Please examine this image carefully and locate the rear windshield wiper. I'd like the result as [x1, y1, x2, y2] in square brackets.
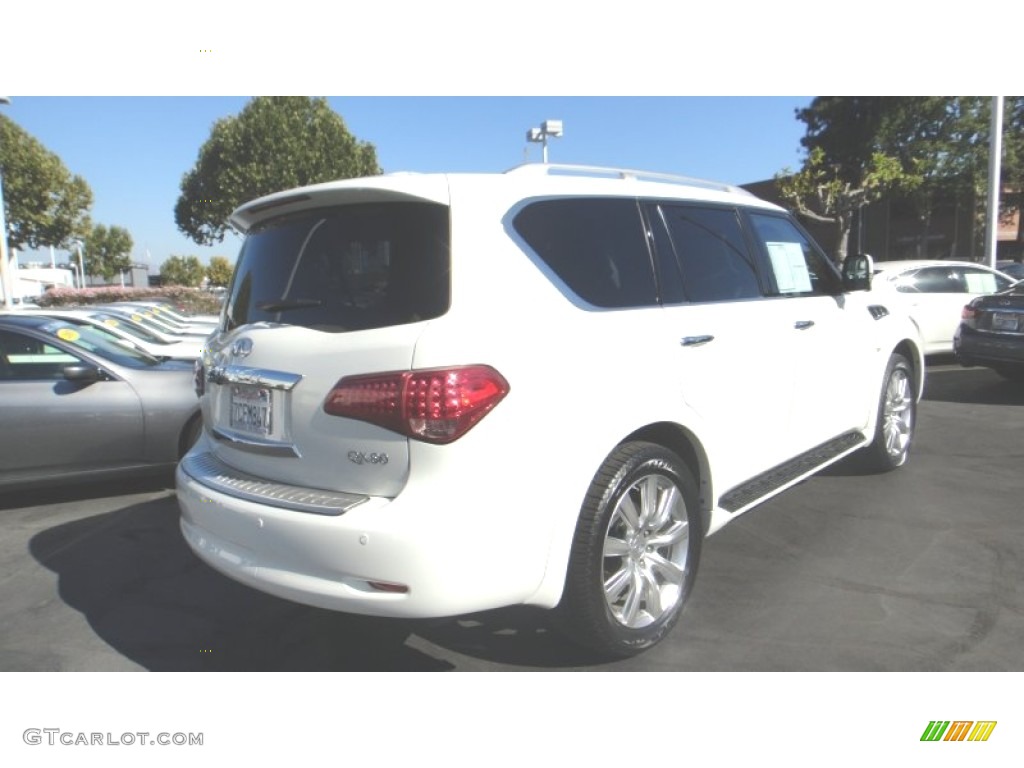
[256, 298, 323, 312]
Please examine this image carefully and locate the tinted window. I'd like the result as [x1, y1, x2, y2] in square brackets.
[513, 198, 656, 308]
[0, 330, 80, 380]
[226, 202, 450, 332]
[748, 213, 839, 297]
[653, 205, 761, 303]
[896, 267, 965, 294]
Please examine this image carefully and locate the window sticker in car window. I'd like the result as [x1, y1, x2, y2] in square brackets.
[766, 241, 812, 293]
[56, 328, 80, 342]
[964, 272, 997, 293]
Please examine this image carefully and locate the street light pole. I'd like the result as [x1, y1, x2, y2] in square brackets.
[985, 96, 1004, 269]
[75, 240, 86, 289]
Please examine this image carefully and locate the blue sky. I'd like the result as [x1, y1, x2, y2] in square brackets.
[5, 96, 813, 272]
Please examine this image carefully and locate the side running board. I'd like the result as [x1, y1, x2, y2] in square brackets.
[719, 431, 866, 513]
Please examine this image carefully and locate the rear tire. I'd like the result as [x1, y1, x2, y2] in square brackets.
[860, 353, 916, 472]
[555, 442, 702, 658]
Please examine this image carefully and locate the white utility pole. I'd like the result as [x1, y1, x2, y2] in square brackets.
[985, 96, 1004, 269]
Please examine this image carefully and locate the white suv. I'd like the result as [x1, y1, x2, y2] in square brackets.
[177, 164, 924, 657]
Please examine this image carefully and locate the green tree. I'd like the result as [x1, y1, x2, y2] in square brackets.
[776, 97, 923, 264]
[0, 115, 93, 250]
[205, 255, 234, 287]
[83, 224, 133, 281]
[160, 255, 206, 287]
[175, 97, 380, 245]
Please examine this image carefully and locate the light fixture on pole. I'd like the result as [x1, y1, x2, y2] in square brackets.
[525, 119, 563, 163]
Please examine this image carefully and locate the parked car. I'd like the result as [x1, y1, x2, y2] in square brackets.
[96, 305, 213, 340]
[16, 308, 206, 360]
[954, 280, 1024, 382]
[177, 163, 924, 657]
[0, 314, 201, 491]
[113, 301, 221, 330]
[871, 260, 1016, 355]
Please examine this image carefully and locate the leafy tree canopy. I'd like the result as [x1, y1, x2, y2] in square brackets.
[0, 115, 93, 251]
[777, 97, 923, 264]
[205, 255, 233, 286]
[160, 255, 206, 287]
[175, 97, 381, 245]
[83, 224, 133, 281]
[778, 96, 1024, 263]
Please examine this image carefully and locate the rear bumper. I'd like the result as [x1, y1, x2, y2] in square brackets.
[954, 327, 1024, 368]
[175, 456, 549, 618]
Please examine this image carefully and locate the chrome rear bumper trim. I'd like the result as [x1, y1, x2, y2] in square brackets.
[182, 452, 368, 516]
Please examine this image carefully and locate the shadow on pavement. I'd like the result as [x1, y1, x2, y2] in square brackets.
[923, 365, 1024, 406]
[0, 473, 176, 511]
[27, 495, 600, 671]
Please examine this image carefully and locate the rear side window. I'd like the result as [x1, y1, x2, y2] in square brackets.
[513, 198, 657, 308]
[226, 202, 450, 332]
[652, 204, 762, 303]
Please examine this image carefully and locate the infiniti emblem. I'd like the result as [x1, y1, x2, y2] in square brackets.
[231, 337, 254, 358]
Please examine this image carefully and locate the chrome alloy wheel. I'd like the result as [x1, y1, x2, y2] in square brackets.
[882, 366, 914, 461]
[602, 474, 690, 629]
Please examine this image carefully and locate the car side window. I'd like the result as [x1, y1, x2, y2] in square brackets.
[899, 267, 966, 294]
[0, 331, 80, 380]
[651, 204, 762, 303]
[962, 267, 1010, 293]
[513, 198, 657, 308]
[747, 212, 840, 297]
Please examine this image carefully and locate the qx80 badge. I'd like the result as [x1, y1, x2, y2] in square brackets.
[348, 451, 389, 466]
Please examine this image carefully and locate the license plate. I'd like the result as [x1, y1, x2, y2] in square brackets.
[230, 386, 272, 436]
[992, 313, 1020, 331]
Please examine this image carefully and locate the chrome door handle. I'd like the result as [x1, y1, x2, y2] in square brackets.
[680, 335, 715, 347]
[794, 320, 815, 330]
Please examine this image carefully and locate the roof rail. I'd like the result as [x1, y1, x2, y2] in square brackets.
[504, 163, 753, 196]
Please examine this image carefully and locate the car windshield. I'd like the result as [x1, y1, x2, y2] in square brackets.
[38, 319, 162, 368]
[88, 311, 169, 345]
[225, 202, 450, 333]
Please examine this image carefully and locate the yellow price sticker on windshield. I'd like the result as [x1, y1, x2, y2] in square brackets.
[104, 318, 120, 327]
[132, 314, 143, 322]
[56, 328, 80, 342]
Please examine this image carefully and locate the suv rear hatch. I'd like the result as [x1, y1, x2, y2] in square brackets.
[199, 188, 451, 499]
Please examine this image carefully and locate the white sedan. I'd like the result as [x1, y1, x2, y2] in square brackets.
[872, 260, 1017, 355]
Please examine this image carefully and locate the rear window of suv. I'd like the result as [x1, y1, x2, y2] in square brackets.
[225, 202, 451, 333]
[513, 198, 657, 308]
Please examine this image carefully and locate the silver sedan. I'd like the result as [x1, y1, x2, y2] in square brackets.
[0, 313, 201, 491]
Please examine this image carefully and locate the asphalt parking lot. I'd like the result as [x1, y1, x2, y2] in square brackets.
[1, 361, 1022, 672]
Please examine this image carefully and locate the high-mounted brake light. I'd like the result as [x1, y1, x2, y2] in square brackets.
[323, 365, 510, 444]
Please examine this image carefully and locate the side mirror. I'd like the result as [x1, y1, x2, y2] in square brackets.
[842, 253, 874, 292]
[63, 364, 101, 383]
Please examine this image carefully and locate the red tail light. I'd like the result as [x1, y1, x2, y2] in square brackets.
[323, 365, 510, 444]
[961, 305, 978, 329]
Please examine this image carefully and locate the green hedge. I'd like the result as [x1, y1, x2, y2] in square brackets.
[36, 285, 223, 315]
